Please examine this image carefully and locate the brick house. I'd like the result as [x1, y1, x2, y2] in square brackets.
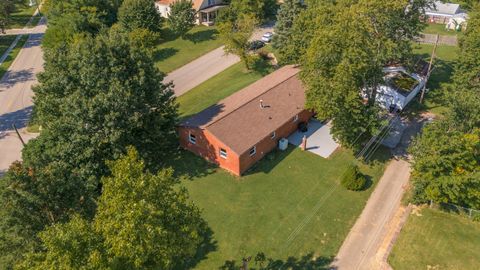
[155, 0, 227, 26]
[178, 65, 313, 176]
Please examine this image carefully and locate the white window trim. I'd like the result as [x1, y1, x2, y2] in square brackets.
[189, 132, 196, 144]
[293, 115, 299, 122]
[219, 148, 227, 159]
[271, 131, 276, 139]
[249, 146, 257, 156]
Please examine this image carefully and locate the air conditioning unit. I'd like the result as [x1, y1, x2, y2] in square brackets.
[278, 138, 288, 151]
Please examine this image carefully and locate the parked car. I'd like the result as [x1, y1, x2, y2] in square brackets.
[261, 32, 274, 43]
[249, 40, 265, 51]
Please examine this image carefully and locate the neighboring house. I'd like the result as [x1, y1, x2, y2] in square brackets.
[425, 1, 461, 24]
[178, 66, 313, 176]
[155, 0, 227, 26]
[367, 67, 426, 112]
[446, 13, 469, 31]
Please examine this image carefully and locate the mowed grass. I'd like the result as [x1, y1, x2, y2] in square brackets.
[389, 208, 480, 269]
[174, 60, 391, 268]
[7, 4, 39, 29]
[0, 35, 28, 79]
[423, 23, 459, 36]
[0, 35, 18, 56]
[177, 62, 272, 119]
[154, 26, 223, 73]
[410, 43, 460, 116]
[171, 146, 389, 269]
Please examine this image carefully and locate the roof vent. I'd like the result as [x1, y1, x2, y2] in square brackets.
[260, 99, 265, 109]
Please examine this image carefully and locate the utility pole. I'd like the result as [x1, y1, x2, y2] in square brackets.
[12, 124, 26, 146]
[420, 34, 439, 103]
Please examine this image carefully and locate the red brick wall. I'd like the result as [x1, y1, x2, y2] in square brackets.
[238, 110, 313, 175]
[178, 127, 241, 175]
[178, 110, 313, 176]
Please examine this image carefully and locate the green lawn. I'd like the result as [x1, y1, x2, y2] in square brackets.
[170, 146, 390, 269]
[389, 208, 480, 269]
[7, 4, 39, 29]
[423, 23, 459, 36]
[0, 35, 18, 56]
[173, 58, 391, 268]
[409, 43, 460, 116]
[177, 62, 273, 119]
[0, 35, 28, 79]
[154, 26, 223, 73]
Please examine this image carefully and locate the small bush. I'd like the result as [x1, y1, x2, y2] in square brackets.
[341, 164, 367, 191]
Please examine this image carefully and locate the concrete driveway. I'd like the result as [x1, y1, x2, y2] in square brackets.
[164, 23, 275, 96]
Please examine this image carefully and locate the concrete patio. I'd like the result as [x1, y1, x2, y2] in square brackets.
[288, 119, 339, 158]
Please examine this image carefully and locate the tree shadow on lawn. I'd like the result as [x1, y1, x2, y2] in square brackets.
[168, 148, 217, 180]
[184, 29, 219, 44]
[243, 146, 295, 177]
[412, 55, 457, 112]
[219, 253, 335, 270]
[174, 226, 218, 270]
[153, 47, 179, 63]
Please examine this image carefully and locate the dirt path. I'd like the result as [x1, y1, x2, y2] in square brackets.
[332, 159, 411, 270]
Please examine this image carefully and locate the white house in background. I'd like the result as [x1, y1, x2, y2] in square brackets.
[364, 67, 426, 111]
[446, 12, 469, 31]
[425, 1, 461, 24]
[155, 0, 227, 26]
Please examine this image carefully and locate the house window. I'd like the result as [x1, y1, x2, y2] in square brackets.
[189, 133, 196, 144]
[271, 132, 276, 139]
[219, 148, 227, 159]
[249, 146, 256, 156]
[293, 115, 299, 122]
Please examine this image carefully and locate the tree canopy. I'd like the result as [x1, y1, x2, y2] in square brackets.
[297, 0, 431, 148]
[0, 29, 178, 268]
[409, 4, 480, 208]
[117, 0, 162, 33]
[17, 148, 207, 270]
[167, 0, 196, 38]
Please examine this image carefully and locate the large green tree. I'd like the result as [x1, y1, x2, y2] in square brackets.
[0, 30, 177, 268]
[0, 0, 27, 33]
[218, 13, 258, 69]
[167, 0, 196, 38]
[271, 0, 305, 64]
[409, 4, 480, 208]
[17, 148, 207, 270]
[300, 0, 431, 148]
[117, 0, 162, 33]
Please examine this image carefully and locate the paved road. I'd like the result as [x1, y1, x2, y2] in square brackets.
[0, 19, 46, 175]
[164, 24, 274, 96]
[333, 159, 411, 270]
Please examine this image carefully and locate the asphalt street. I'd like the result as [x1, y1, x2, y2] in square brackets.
[0, 18, 46, 175]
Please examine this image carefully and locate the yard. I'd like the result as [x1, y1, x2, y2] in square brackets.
[173, 61, 391, 269]
[389, 208, 480, 269]
[154, 26, 223, 73]
[409, 43, 460, 116]
[177, 62, 272, 119]
[6, 3, 40, 29]
[423, 23, 459, 36]
[0, 35, 28, 79]
[170, 146, 390, 269]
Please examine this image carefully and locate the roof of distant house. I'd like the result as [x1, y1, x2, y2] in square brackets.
[156, 0, 205, 10]
[426, 1, 460, 16]
[180, 65, 306, 155]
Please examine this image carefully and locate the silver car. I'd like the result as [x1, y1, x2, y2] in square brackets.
[261, 32, 274, 43]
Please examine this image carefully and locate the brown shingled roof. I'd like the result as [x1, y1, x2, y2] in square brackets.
[180, 65, 306, 155]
